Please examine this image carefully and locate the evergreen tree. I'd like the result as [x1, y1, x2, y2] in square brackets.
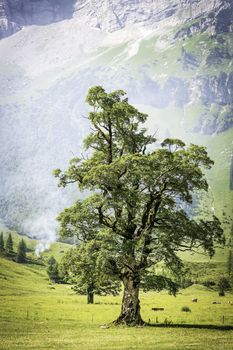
[0, 232, 4, 253]
[16, 239, 27, 263]
[54, 86, 224, 325]
[5, 233, 13, 255]
[47, 256, 60, 283]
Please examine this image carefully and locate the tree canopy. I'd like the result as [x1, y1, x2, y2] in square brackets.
[54, 86, 224, 325]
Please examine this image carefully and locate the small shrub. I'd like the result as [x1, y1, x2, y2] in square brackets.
[202, 280, 216, 288]
[181, 306, 191, 312]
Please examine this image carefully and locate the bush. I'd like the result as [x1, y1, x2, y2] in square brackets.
[202, 280, 216, 288]
[181, 306, 191, 312]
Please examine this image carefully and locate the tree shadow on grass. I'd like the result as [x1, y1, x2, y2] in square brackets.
[147, 323, 233, 331]
[95, 302, 120, 305]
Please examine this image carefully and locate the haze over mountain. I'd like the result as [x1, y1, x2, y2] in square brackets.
[0, 0, 232, 244]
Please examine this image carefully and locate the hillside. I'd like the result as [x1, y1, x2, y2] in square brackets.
[0, 225, 71, 261]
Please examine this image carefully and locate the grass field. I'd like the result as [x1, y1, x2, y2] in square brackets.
[0, 236, 233, 350]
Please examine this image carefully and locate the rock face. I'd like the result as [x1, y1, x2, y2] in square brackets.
[194, 73, 233, 134]
[0, 0, 19, 37]
[175, 1, 233, 38]
[201, 72, 233, 107]
[1, 0, 233, 38]
[74, 0, 233, 32]
[0, 0, 75, 38]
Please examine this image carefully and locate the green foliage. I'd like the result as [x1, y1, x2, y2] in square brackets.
[227, 250, 233, 277]
[16, 239, 27, 263]
[60, 240, 121, 301]
[202, 280, 216, 288]
[47, 256, 60, 283]
[217, 276, 231, 296]
[140, 271, 179, 295]
[54, 86, 224, 323]
[5, 233, 13, 255]
[0, 232, 4, 253]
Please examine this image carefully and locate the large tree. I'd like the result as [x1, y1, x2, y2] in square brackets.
[54, 86, 224, 325]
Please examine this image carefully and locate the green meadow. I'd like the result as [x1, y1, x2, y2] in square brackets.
[0, 231, 233, 350]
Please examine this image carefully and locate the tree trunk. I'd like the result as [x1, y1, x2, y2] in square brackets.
[114, 273, 144, 326]
[87, 285, 94, 304]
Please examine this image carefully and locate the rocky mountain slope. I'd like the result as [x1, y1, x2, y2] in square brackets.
[1, 0, 233, 38]
[0, 0, 232, 242]
[0, 0, 74, 38]
[74, 0, 233, 32]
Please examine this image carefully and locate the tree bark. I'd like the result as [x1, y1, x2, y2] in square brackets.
[114, 273, 144, 326]
[87, 285, 94, 304]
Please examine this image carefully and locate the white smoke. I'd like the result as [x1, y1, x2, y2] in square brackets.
[35, 240, 52, 257]
[22, 213, 58, 256]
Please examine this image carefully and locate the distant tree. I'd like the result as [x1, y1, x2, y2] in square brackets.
[60, 240, 121, 304]
[0, 232, 4, 253]
[227, 250, 233, 277]
[16, 239, 27, 263]
[217, 276, 231, 296]
[5, 233, 13, 255]
[47, 256, 60, 283]
[54, 86, 224, 325]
